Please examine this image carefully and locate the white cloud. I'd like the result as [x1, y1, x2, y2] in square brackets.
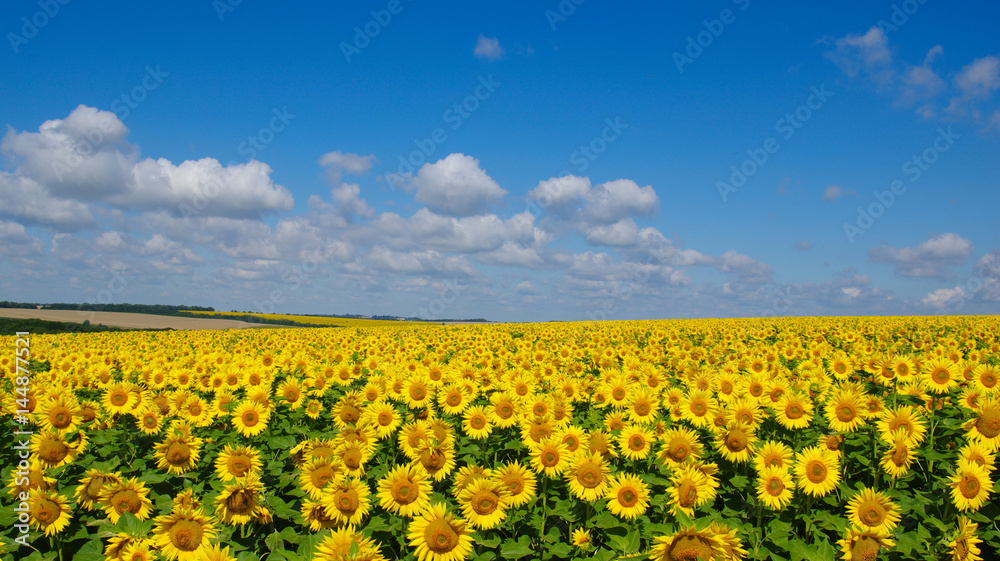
[869, 233, 973, 277]
[0, 173, 97, 231]
[474, 35, 504, 61]
[946, 55, 1000, 117]
[822, 184, 858, 201]
[412, 154, 507, 217]
[0, 220, 44, 258]
[824, 27, 892, 81]
[318, 151, 375, 184]
[584, 219, 639, 247]
[922, 286, 965, 309]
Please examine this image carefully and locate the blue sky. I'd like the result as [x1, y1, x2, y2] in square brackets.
[1, 0, 998, 322]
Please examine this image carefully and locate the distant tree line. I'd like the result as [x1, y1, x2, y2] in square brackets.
[2, 302, 215, 315]
[172, 312, 321, 327]
[0, 317, 172, 336]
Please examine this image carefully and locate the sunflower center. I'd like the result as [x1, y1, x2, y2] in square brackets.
[420, 449, 446, 471]
[541, 450, 559, 467]
[960, 475, 981, 499]
[111, 392, 128, 406]
[669, 535, 714, 561]
[504, 476, 524, 496]
[786, 404, 803, 419]
[975, 409, 1000, 439]
[725, 429, 748, 453]
[143, 415, 158, 428]
[932, 367, 951, 384]
[677, 481, 698, 508]
[242, 411, 259, 426]
[576, 461, 602, 488]
[166, 442, 191, 466]
[391, 479, 417, 504]
[34, 498, 58, 523]
[168, 519, 204, 552]
[470, 416, 486, 430]
[836, 404, 857, 422]
[667, 438, 691, 462]
[311, 466, 336, 489]
[807, 460, 827, 484]
[39, 439, 69, 464]
[226, 490, 254, 515]
[378, 413, 393, 426]
[891, 446, 908, 467]
[112, 489, 142, 513]
[409, 386, 427, 401]
[629, 435, 645, 450]
[51, 409, 71, 428]
[635, 402, 651, 416]
[335, 489, 359, 513]
[497, 404, 514, 419]
[691, 401, 707, 416]
[230, 456, 250, 477]
[850, 536, 881, 561]
[618, 488, 639, 507]
[859, 501, 886, 526]
[766, 477, 784, 496]
[339, 405, 361, 424]
[472, 491, 499, 515]
[425, 519, 460, 554]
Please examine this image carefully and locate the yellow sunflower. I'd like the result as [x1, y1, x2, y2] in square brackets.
[362, 401, 402, 440]
[756, 466, 794, 510]
[668, 463, 718, 517]
[154, 433, 203, 475]
[948, 516, 983, 561]
[680, 390, 716, 428]
[965, 397, 1000, 451]
[605, 473, 650, 520]
[794, 446, 840, 497]
[923, 358, 961, 394]
[491, 461, 537, 507]
[618, 425, 655, 460]
[836, 526, 895, 561]
[214, 445, 263, 482]
[825, 390, 866, 433]
[877, 406, 928, 447]
[74, 469, 122, 511]
[529, 436, 570, 478]
[457, 478, 510, 530]
[714, 421, 757, 464]
[31, 429, 85, 469]
[300, 458, 344, 500]
[314, 527, 387, 561]
[564, 452, 611, 502]
[775, 392, 813, 430]
[407, 503, 474, 561]
[949, 459, 993, 512]
[571, 528, 593, 551]
[152, 507, 217, 561]
[879, 428, 915, 479]
[648, 526, 724, 561]
[100, 477, 154, 524]
[216, 475, 271, 525]
[657, 426, 704, 466]
[321, 477, 371, 526]
[376, 464, 432, 518]
[846, 487, 901, 533]
[462, 405, 493, 440]
[301, 499, 338, 532]
[752, 440, 794, 473]
[28, 488, 72, 536]
[231, 400, 271, 438]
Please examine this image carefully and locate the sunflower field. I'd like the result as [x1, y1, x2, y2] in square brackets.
[1, 316, 998, 561]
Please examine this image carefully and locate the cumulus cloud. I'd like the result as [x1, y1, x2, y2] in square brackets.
[528, 175, 659, 244]
[473, 35, 504, 61]
[795, 240, 813, 251]
[0, 220, 44, 258]
[869, 233, 973, 277]
[413, 154, 507, 217]
[822, 184, 858, 201]
[319, 151, 375, 184]
[946, 55, 1000, 117]
[824, 27, 892, 82]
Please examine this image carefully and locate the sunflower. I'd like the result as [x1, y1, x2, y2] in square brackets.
[877, 406, 928, 447]
[321, 478, 371, 526]
[414, 444, 456, 482]
[657, 426, 704, 466]
[667, 463, 717, 517]
[231, 400, 271, 438]
[587, 429, 619, 460]
[923, 358, 961, 394]
[28, 488, 72, 536]
[825, 390, 866, 433]
[363, 401, 402, 440]
[400, 421, 434, 460]
[172, 489, 201, 513]
[438, 383, 472, 416]
[775, 392, 813, 430]
[460, 405, 493, 440]
[626, 386, 661, 423]
[305, 399, 324, 419]
[453, 465, 492, 496]
[276, 378, 304, 410]
[135, 407, 164, 436]
[301, 499, 339, 532]
[965, 397, 1000, 451]
[557, 425, 587, 455]
[121, 542, 159, 561]
[571, 528, 593, 551]
[948, 516, 983, 561]
[489, 392, 519, 428]
[728, 396, 763, 428]
[457, 478, 510, 529]
[529, 436, 570, 477]
[331, 393, 365, 428]
[846, 487, 901, 533]
[154, 433, 203, 475]
[216, 475, 271, 526]
[972, 364, 999, 395]
[756, 466, 794, 510]
[180, 396, 212, 427]
[491, 461, 537, 507]
[193, 543, 238, 561]
[648, 526, 724, 561]
[300, 458, 345, 500]
[715, 421, 757, 464]
[376, 464, 432, 518]
[680, 390, 716, 428]
[605, 473, 650, 520]
[36, 394, 80, 434]
[407, 503, 474, 561]
[74, 469, 122, 511]
[152, 507, 217, 561]
[836, 526, 895, 561]
[403, 375, 434, 410]
[565, 452, 611, 502]
[314, 527, 388, 561]
[959, 441, 996, 474]
[880, 428, 915, 479]
[752, 440, 794, 473]
[214, 445, 263, 482]
[794, 446, 841, 497]
[619, 425, 655, 460]
[31, 429, 84, 469]
[949, 459, 993, 512]
[103, 382, 137, 415]
[100, 477, 154, 524]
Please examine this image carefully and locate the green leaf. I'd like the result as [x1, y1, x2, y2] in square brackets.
[266, 530, 285, 552]
[785, 539, 819, 561]
[478, 535, 502, 549]
[71, 539, 106, 561]
[895, 530, 922, 557]
[499, 536, 534, 559]
[730, 475, 749, 490]
[269, 435, 297, 449]
[548, 543, 573, 558]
